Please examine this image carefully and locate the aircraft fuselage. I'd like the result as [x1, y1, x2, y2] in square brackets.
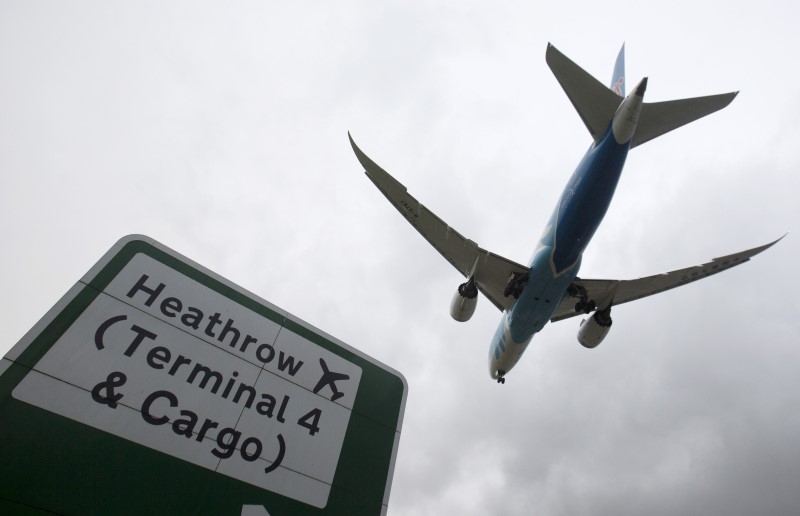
[489, 127, 631, 379]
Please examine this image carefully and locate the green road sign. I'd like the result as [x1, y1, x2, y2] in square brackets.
[0, 235, 407, 515]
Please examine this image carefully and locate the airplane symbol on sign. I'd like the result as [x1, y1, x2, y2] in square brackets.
[313, 358, 350, 401]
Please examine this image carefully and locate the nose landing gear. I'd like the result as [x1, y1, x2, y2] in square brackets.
[496, 370, 506, 384]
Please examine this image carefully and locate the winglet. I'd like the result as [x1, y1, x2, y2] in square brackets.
[348, 131, 376, 173]
[755, 233, 788, 253]
[349, 132, 407, 194]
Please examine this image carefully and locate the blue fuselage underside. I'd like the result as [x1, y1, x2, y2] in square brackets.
[490, 126, 630, 375]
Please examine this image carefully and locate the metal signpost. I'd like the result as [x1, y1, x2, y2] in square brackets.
[0, 235, 407, 515]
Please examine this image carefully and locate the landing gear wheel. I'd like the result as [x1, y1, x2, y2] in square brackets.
[503, 272, 529, 299]
[570, 282, 598, 314]
[575, 300, 597, 314]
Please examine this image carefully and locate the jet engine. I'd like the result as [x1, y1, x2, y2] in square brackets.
[577, 307, 612, 349]
[450, 279, 478, 322]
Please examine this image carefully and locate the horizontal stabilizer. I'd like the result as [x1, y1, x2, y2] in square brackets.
[546, 43, 623, 144]
[631, 92, 738, 148]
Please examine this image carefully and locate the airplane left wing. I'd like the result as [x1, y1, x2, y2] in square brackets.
[550, 237, 783, 322]
[349, 133, 529, 311]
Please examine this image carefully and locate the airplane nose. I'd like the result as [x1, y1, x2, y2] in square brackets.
[489, 365, 507, 384]
[489, 359, 503, 381]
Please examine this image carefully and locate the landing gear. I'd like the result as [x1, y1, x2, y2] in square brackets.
[575, 299, 596, 314]
[497, 370, 506, 384]
[504, 272, 529, 299]
[568, 282, 596, 314]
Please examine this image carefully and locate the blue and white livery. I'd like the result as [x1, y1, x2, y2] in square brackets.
[350, 44, 780, 384]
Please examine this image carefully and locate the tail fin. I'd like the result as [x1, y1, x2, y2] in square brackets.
[546, 43, 738, 148]
[610, 43, 625, 96]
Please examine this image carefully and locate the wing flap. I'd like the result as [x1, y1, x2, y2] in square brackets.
[550, 237, 783, 322]
[350, 133, 529, 311]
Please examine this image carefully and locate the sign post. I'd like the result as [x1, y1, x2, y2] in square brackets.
[0, 235, 406, 515]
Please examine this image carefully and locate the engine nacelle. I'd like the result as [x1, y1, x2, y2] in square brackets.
[450, 281, 478, 322]
[577, 308, 612, 349]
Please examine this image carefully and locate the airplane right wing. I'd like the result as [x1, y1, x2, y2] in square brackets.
[550, 237, 784, 322]
[349, 133, 529, 312]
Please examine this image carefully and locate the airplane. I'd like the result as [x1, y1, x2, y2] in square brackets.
[349, 43, 781, 384]
[313, 358, 350, 401]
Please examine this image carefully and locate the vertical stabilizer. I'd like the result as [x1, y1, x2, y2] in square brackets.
[610, 43, 625, 96]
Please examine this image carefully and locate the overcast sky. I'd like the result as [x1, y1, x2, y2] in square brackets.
[2, 1, 799, 515]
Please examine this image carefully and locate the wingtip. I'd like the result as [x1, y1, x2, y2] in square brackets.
[750, 234, 786, 256]
[347, 131, 387, 179]
[764, 233, 787, 248]
[348, 131, 363, 157]
[772, 233, 788, 246]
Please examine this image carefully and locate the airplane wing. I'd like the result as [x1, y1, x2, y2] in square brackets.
[550, 237, 783, 322]
[349, 133, 529, 311]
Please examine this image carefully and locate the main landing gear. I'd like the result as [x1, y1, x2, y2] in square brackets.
[567, 282, 596, 314]
[497, 370, 506, 384]
[504, 272, 529, 299]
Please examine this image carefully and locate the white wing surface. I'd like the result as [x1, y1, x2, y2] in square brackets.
[550, 237, 783, 322]
[350, 134, 529, 311]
